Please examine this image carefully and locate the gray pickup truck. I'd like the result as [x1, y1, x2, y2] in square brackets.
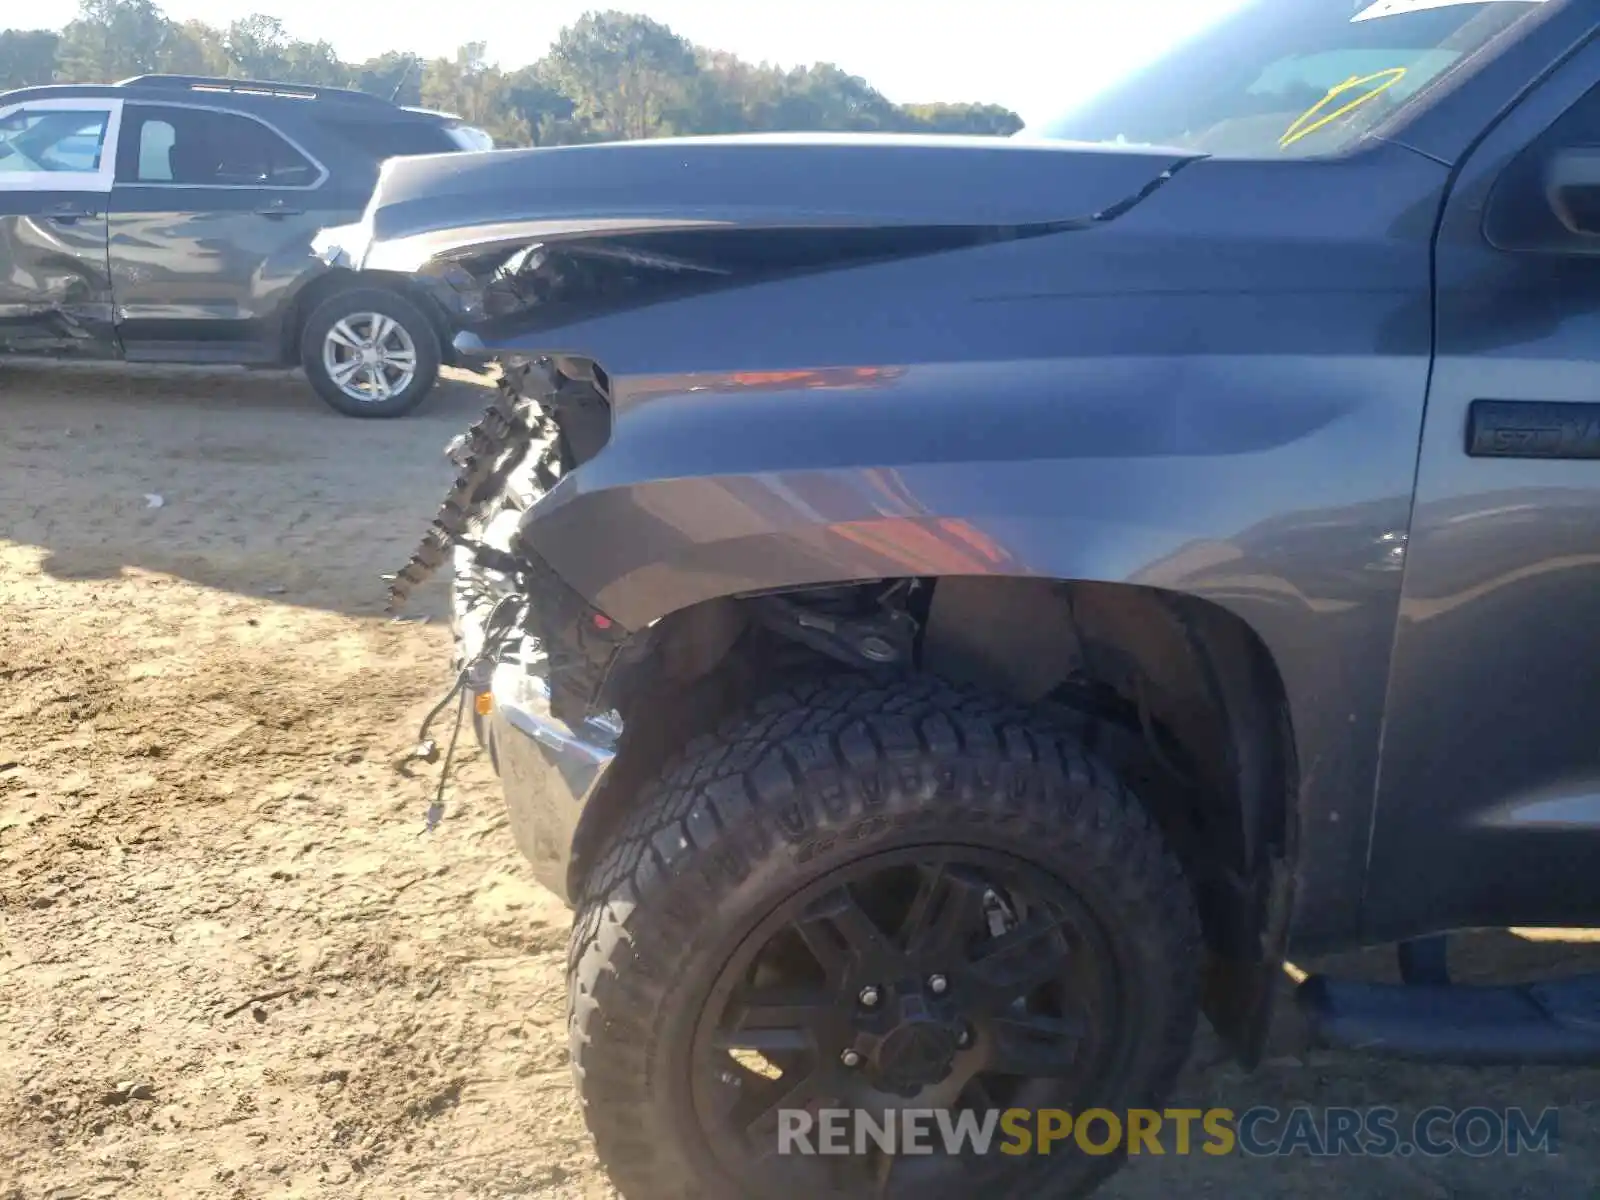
[360, 1, 1600, 1195]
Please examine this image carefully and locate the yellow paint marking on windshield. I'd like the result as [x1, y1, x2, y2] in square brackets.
[1279, 67, 1408, 150]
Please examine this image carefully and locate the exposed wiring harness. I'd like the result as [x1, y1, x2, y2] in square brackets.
[403, 592, 525, 831]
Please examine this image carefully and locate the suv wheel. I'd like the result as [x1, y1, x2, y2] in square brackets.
[569, 675, 1202, 1200]
[300, 287, 440, 418]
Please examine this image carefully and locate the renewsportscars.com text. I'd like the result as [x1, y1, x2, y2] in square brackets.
[778, 1106, 1561, 1158]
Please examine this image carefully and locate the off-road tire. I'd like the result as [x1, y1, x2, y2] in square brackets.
[568, 674, 1202, 1200]
[300, 286, 441, 418]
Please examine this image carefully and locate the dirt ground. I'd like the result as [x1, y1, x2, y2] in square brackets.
[3, 362, 1600, 1199]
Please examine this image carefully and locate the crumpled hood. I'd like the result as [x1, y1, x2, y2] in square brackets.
[318, 132, 1200, 272]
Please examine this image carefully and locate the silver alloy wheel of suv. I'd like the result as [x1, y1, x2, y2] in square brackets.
[300, 286, 441, 418]
[321, 311, 419, 404]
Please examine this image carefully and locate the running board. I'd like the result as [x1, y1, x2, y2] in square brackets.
[1298, 972, 1600, 1065]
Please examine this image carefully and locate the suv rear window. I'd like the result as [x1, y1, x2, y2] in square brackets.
[120, 105, 319, 187]
[326, 119, 458, 161]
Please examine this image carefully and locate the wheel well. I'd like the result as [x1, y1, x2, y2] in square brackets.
[278, 269, 456, 365]
[567, 576, 1296, 1058]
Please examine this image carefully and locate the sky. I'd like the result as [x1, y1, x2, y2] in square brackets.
[18, 0, 1252, 124]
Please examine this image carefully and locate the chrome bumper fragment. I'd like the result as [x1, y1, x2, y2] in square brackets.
[486, 659, 621, 905]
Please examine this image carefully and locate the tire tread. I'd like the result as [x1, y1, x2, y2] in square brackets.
[568, 673, 1202, 1200]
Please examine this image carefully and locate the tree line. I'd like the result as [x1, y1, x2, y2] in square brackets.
[1, 0, 1024, 146]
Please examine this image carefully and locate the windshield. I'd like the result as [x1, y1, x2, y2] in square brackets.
[1026, 0, 1556, 158]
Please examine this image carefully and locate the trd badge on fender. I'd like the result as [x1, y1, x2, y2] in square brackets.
[1467, 400, 1600, 460]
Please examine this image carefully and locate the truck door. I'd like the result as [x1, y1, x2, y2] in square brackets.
[108, 102, 344, 363]
[0, 95, 119, 355]
[1366, 37, 1600, 940]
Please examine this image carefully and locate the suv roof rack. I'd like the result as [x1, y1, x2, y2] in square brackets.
[115, 74, 391, 107]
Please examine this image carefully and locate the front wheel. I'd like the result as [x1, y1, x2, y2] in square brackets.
[568, 675, 1202, 1200]
[300, 286, 440, 418]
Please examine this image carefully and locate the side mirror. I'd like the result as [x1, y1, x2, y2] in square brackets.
[1544, 144, 1600, 237]
[1488, 142, 1600, 254]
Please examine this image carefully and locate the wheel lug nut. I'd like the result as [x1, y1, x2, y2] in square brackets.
[858, 986, 880, 1008]
[840, 1049, 862, 1068]
[928, 974, 949, 995]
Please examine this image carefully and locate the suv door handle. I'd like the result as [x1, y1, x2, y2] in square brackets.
[255, 202, 303, 218]
[43, 202, 96, 224]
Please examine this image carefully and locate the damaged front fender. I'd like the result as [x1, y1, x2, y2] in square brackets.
[397, 139, 1448, 952]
